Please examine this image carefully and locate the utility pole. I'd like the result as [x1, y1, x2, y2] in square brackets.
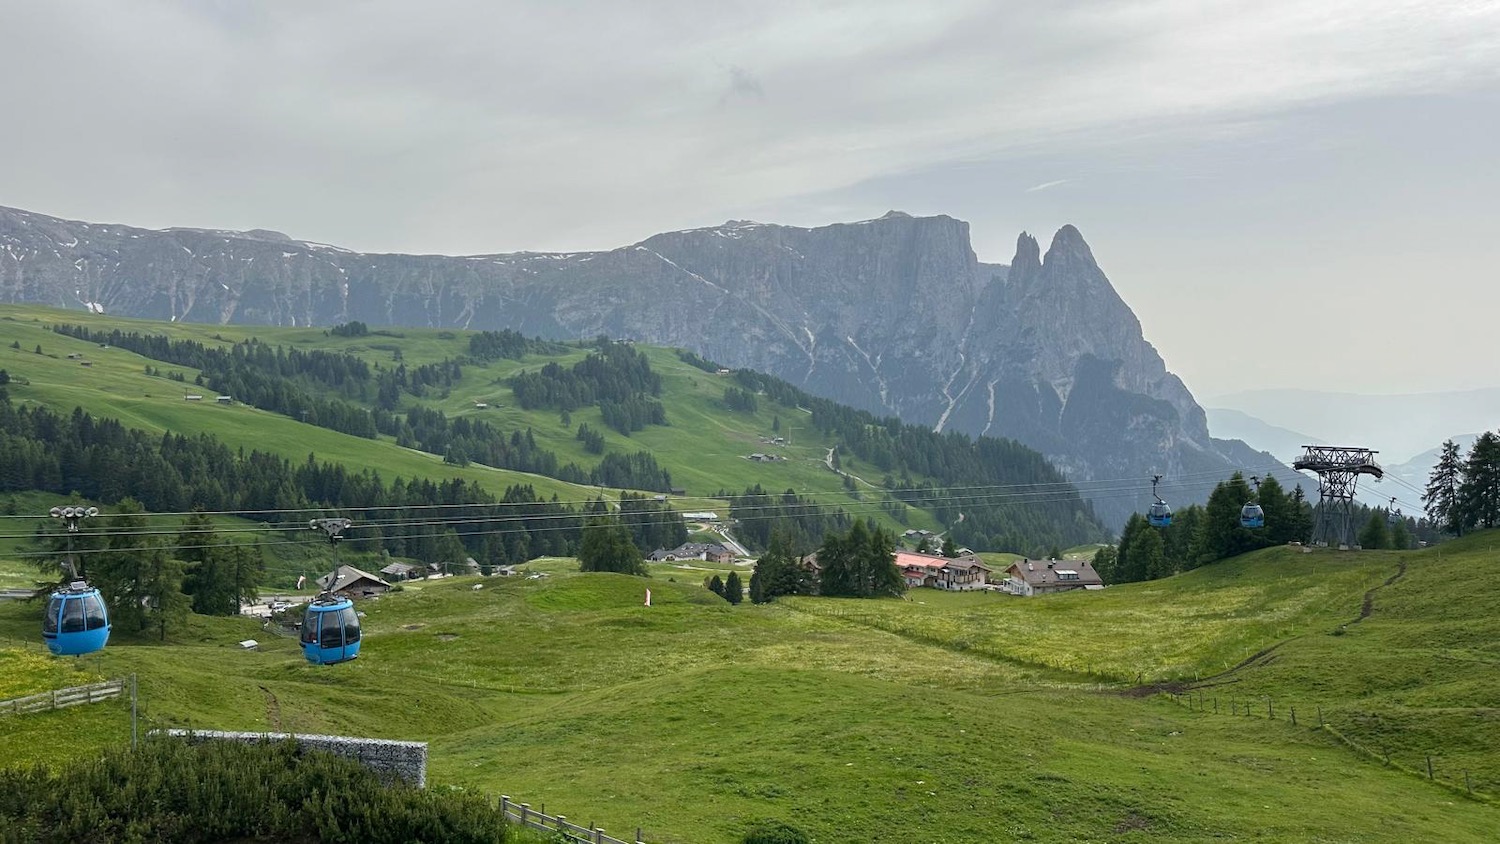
[50, 505, 99, 580]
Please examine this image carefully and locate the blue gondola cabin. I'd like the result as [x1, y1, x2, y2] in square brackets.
[300, 593, 362, 665]
[43, 582, 110, 656]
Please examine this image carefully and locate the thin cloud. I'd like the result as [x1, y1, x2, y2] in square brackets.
[1025, 178, 1071, 193]
[0, 0, 1496, 255]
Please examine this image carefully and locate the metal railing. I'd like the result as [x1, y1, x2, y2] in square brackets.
[499, 795, 647, 844]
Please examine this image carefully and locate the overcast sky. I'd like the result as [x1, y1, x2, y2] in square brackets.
[3, 0, 1498, 400]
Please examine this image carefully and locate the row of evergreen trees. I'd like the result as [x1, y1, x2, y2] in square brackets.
[509, 341, 666, 427]
[392, 407, 673, 491]
[56, 322, 680, 494]
[745, 522, 902, 603]
[707, 571, 743, 604]
[574, 515, 902, 606]
[1096, 473, 1313, 584]
[1424, 433, 1500, 535]
[726, 368, 1104, 554]
[37, 500, 263, 639]
[467, 327, 563, 361]
[1093, 471, 1443, 585]
[0, 395, 590, 567]
[728, 485, 852, 552]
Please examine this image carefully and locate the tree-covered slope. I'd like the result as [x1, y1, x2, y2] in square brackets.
[0, 304, 1103, 556]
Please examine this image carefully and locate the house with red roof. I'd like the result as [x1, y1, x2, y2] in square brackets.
[895, 551, 991, 591]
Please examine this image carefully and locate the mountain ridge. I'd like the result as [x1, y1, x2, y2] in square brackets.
[0, 203, 1290, 526]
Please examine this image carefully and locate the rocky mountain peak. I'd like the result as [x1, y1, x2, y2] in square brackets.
[1045, 224, 1096, 267]
[1011, 231, 1043, 278]
[0, 203, 1281, 527]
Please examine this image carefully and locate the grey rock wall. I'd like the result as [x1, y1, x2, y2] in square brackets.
[158, 729, 427, 788]
[0, 204, 1291, 526]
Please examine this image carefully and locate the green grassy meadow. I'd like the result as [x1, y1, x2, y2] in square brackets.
[0, 305, 932, 536]
[3, 534, 1498, 842]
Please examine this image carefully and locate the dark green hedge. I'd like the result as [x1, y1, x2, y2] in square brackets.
[0, 737, 513, 844]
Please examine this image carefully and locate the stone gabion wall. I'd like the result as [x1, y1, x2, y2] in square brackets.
[157, 729, 427, 788]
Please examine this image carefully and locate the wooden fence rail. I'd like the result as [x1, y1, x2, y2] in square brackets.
[0, 679, 125, 717]
[1164, 691, 1492, 802]
[499, 795, 646, 844]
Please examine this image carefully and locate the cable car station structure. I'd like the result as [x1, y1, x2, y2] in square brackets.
[1292, 445, 1382, 549]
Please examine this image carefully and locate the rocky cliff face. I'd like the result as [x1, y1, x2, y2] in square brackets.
[0, 204, 1283, 527]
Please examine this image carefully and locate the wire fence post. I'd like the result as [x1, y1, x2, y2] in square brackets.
[1289, 706, 1297, 727]
[130, 673, 138, 749]
[1426, 756, 1433, 780]
[1465, 770, 1473, 795]
[1317, 706, 1323, 728]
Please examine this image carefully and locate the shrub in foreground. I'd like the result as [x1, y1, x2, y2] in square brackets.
[742, 818, 810, 844]
[0, 736, 513, 843]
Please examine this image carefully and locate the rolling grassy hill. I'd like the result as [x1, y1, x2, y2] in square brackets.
[0, 304, 955, 539]
[2, 534, 1497, 842]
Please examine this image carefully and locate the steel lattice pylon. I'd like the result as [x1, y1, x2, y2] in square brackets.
[1292, 445, 1383, 548]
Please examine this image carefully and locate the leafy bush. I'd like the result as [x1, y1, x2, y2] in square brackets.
[742, 818, 810, 844]
[0, 737, 514, 843]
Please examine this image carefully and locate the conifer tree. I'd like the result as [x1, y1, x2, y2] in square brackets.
[1357, 512, 1389, 550]
[725, 571, 743, 605]
[1091, 544, 1118, 582]
[1389, 518, 1411, 550]
[709, 574, 725, 598]
[144, 552, 190, 641]
[815, 520, 900, 598]
[1165, 504, 1204, 571]
[1424, 439, 1465, 536]
[1113, 513, 1150, 583]
[816, 527, 855, 597]
[1256, 475, 1294, 545]
[1458, 432, 1500, 530]
[751, 531, 807, 602]
[1196, 473, 1258, 563]
[863, 523, 903, 597]
[179, 512, 236, 615]
[1288, 485, 1315, 543]
[578, 515, 646, 576]
[90, 499, 155, 633]
[1138, 528, 1170, 580]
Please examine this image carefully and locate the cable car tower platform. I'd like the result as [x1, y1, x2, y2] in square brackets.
[1292, 445, 1382, 549]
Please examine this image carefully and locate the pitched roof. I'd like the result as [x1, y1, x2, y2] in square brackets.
[894, 551, 948, 570]
[895, 551, 988, 572]
[317, 564, 390, 593]
[1005, 559, 1104, 588]
[940, 558, 991, 572]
